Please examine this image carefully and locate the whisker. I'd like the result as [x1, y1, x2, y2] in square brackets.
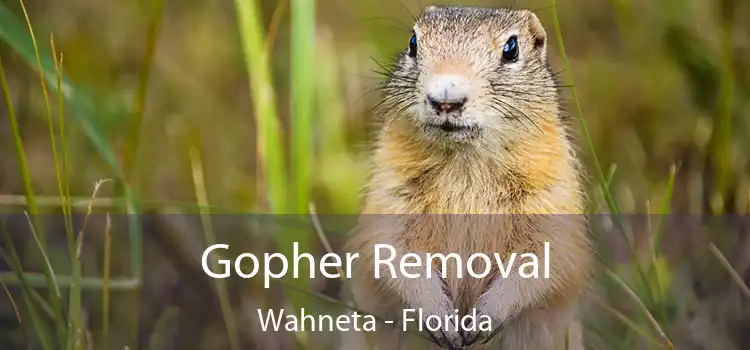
[371, 57, 398, 74]
[358, 81, 413, 104]
[373, 93, 415, 116]
[492, 99, 542, 132]
[361, 16, 413, 32]
[551, 69, 566, 77]
[487, 103, 523, 123]
[369, 66, 418, 85]
[491, 82, 572, 89]
[392, 0, 418, 22]
[386, 102, 416, 133]
[369, 93, 401, 113]
[488, 102, 530, 132]
[489, 88, 556, 103]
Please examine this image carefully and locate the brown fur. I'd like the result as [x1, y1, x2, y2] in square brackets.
[341, 5, 593, 350]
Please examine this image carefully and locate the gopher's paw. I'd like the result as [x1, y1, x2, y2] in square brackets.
[409, 273, 463, 349]
[420, 299, 463, 349]
[460, 303, 503, 347]
[462, 281, 512, 346]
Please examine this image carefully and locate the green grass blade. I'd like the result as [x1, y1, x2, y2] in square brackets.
[189, 147, 240, 350]
[50, 36, 76, 264]
[66, 261, 83, 350]
[647, 164, 678, 325]
[102, 214, 112, 349]
[266, 0, 287, 52]
[233, 0, 287, 214]
[285, 0, 317, 317]
[709, 243, 750, 300]
[651, 164, 678, 255]
[0, 273, 139, 290]
[290, 0, 315, 214]
[123, 182, 143, 349]
[708, 11, 735, 214]
[122, 0, 163, 179]
[606, 164, 617, 189]
[605, 269, 674, 349]
[549, 0, 621, 219]
[549, 0, 657, 310]
[23, 212, 66, 348]
[591, 294, 667, 349]
[0, 50, 39, 241]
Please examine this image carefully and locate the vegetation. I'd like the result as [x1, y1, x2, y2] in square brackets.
[0, 0, 748, 349]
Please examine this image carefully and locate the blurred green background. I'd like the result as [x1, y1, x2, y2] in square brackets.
[0, 0, 749, 349]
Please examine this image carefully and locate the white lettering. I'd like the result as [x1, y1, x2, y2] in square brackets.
[264, 253, 288, 289]
[426, 253, 463, 279]
[400, 253, 422, 278]
[467, 253, 491, 278]
[518, 253, 539, 278]
[202, 244, 230, 278]
[293, 242, 315, 279]
[544, 241, 551, 278]
[345, 253, 359, 279]
[495, 253, 517, 278]
[374, 244, 396, 278]
[319, 253, 341, 278]
[235, 253, 259, 278]
[257, 309, 283, 331]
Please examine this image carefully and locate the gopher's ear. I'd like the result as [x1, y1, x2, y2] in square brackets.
[524, 11, 548, 59]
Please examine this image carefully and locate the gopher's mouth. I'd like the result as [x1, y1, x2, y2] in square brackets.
[429, 120, 475, 133]
[438, 121, 468, 132]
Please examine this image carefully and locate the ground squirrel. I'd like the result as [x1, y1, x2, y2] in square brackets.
[341, 5, 592, 350]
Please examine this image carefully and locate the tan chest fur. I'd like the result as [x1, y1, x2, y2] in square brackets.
[355, 117, 585, 310]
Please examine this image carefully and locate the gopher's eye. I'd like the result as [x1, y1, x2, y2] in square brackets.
[502, 35, 519, 62]
[408, 33, 417, 58]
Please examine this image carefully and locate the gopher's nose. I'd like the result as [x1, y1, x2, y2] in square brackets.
[425, 74, 469, 114]
[427, 95, 467, 114]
